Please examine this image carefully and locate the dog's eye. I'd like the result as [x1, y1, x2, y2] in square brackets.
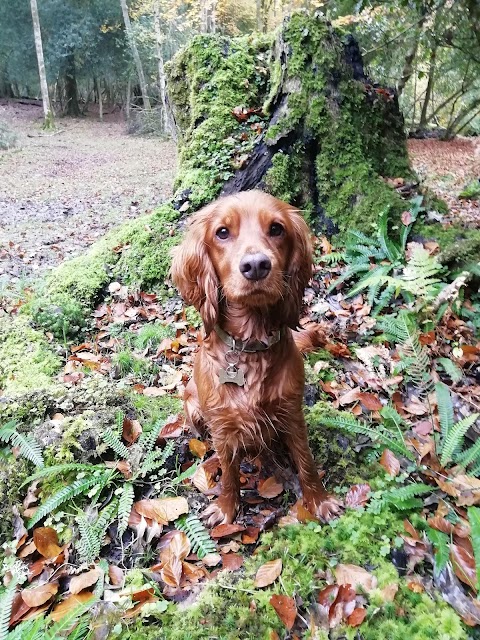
[216, 227, 229, 240]
[269, 223, 284, 237]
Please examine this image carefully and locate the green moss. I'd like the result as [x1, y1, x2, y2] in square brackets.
[413, 221, 480, 268]
[30, 293, 86, 340]
[0, 315, 60, 395]
[0, 454, 30, 546]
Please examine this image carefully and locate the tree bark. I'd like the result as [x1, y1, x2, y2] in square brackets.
[396, 10, 428, 98]
[29, 0, 54, 128]
[64, 50, 81, 116]
[119, 0, 151, 110]
[154, 2, 175, 138]
[419, 44, 437, 128]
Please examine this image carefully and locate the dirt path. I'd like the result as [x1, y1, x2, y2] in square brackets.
[0, 101, 177, 282]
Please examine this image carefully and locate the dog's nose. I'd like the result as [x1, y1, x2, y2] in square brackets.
[239, 253, 272, 281]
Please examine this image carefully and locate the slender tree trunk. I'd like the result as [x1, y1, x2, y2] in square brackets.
[396, 11, 427, 98]
[64, 50, 81, 116]
[419, 44, 437, 128]
[154, 2, 175, 138]
[119, 0, 151, 109]
[256, 0, 262, 31]
[29, 0, 54, 128]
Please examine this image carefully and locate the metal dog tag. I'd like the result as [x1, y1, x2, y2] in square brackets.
[218, 367, 245, 386]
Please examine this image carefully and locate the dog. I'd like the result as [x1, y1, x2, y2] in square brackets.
[171, 190, 341, 525]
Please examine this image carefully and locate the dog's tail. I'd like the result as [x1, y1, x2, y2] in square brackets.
[293, 322, 328, 355]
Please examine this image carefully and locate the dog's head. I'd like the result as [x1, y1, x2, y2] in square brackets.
[171, 190, 312, 334]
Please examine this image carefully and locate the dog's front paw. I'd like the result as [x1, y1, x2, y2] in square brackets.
[202, 495, 239, 528]
[304, 493, 343, 523]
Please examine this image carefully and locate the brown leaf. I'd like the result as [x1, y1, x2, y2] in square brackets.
[345, 484, 371, 509]
[325, 343, 352, 358]
[270, 594, 297, 630]
[358, 392, 382, 411]
[122, 417, 142, 444]
[21, 582, 58, 607]
[33, 527, 62, 559]
[109, 565, 124, 586]
[70, 568, 102, 595]
[379, 583, 398, 602]
[379, 449, 401, 476]
[258, 477, 284, 499]
[451, 544, 477, 590]
[192, 465, 216, 494]
[50, 592, 94, 622]
[203, 553, 222, 567]
[161, 557, 183, 588]
[167, 531, 191, 562]
[404, 519, 420, 540]
[241, 526, 260, 544]
[189, 438, 207, 459]
[134, 497, 188, 524]
[211, 524, 246, 539]
[221, 553, 244, 571]
[289, 500, 317, 523]
[347, 607, 367, 627]
[254, 558, 282, 588]
[158, 414, 184, 439]
[334, 564, 377, 593]
[427, 516, 455, 535]
[338, 386, 361, 406]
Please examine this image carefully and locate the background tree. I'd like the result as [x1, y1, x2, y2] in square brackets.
[29, 0, 54, 127]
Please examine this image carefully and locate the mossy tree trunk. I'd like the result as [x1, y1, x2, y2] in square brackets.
[166, 11, 413, 237]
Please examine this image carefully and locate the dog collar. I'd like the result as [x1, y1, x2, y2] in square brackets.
[213, 324, 284, 353]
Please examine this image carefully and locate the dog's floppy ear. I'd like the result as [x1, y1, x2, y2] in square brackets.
[281, 208, 313, 329]
[170, 204, 219, 336]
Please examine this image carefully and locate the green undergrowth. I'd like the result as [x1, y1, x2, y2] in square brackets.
[115, 501, 466, 640]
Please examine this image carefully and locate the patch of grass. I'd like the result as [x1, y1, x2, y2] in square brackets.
[132, 322, 174, 351]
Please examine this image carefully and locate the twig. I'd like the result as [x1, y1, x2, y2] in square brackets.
[27, 129, 65, 138]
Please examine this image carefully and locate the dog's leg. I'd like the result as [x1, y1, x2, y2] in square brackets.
[184, 378, 207, 438]
[284, 418, 343, 522]
[203, 438, 241, 527]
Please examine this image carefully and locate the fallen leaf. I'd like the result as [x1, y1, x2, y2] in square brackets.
[270, 594, 297, 630]
[203, 553, 222, 567]
[21, 582, 58, 607]
[451, 544, 477, 590]
[347, 607, 367, 627]
[122, 417, 142, 444]
[358, 392, 383, 411]
[254, 559, 282, 588]
[50, 592, 94, 622]
[401, 210, 413, 225]
[70, 568, 102, 595]
[134, 497, 188, 525]
[345, 484, 371, 509]
[258, 477, 284, 499]
[33, 527, 62, 559]
[109, 565, 124, 586]
[379, 449, 401, 477]
[211, 524, 246, 539]
[335, 564, 377, 593]
[192, 466, 216, 494]
[189, 438, 207, 459]
[161, 556, 183, 587]
[379, 583, 398, 602]
[221, 553, 244, 571]
[339, 386, 361, 406]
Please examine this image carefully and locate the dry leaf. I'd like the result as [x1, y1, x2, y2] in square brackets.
[109, 565, 124, 586]
[379, 449, 401, 477]
[347, 607, 367, 627]
[254, 559, 282, 588]
[50, 592, 94, 622]
[451, 544, 477, 590]
[345, 484, 371, 509]
[270, 594, 297, 630]
[192, 466, 216, 494]
[70, 568, 102, 595]
[134, 497, 188, 525]
[211, 524, 246, 539]
[335, 564, 377, 593]
[122, 417, 142, 444]
[33, 527, 62, 559]
[258, 477, 284, 499]
[221, 553, 244, 571]
[358, 392, 382, 411]
[189, 438, 207, 459]
[161, 556, 183, 588]
[21, 582, 58, 607]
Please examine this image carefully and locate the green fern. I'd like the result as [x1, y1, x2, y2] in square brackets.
[427, 527, 450, 577]
[28, 471, 115, 528]
[399, 246, 445, 299]
[468, 507, 480, 592]
[436, 358, 463, 384]
[440, 414, 480, 467]
[101, 427, 131, 460]
[0, 421, 44, 468]
[21, 463, 106, 488]
[117, 482, 135, 536]
[322, 414, 414, 460]
[176, 514, 217, 558]
[0, 575, 18, 640]
[457, 438, 480, 469]
[139, 440, 175, 477]
[76, 499, 119, 564]
[436, 382, 454, 444]
[138, 417, 166, 452]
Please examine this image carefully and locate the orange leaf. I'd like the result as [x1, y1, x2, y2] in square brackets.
[122, 417, 142, 444]
[221, 553, 244, 571]
[270, 594, 297, 630]
[50, 592, 94, 622]
[345, 484, 371, 509]
[21, 582, 58, 607]
[134, 497, 188, 525]
[379, 449, 400, 477]
[70, 568, 102, 595]
[427, 516, 454, 535]
[258, 477, 284, 499]
[254, 558, 282, 588]
[347, 607, 367, 627]
[358, 392, 382, 411]
[33, 527, 62, 559]
[189, 438, 207, 459]
[161, 557, 183, 588]
[211, 524, 245, 539]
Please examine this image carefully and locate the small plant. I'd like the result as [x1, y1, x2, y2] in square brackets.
[459, 180, 480, 200]
[31, 294, 86, 340]
[0, 421, 44, 467]
[132, 322, 173, 351]
[176, 514, 217, 559]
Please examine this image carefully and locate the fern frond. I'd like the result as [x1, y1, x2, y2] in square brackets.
[101, 428, 130, 460]
[6, 617, 45, 640]
[346, 264, 392, 299]
[382, 483, 432, 504]
[468, 507, 480, 592]
[0, 422, 44, 468]
[117, 482, 135, 536]
[0, 576, 18, 640]
[436, 382, 455, 446]
[457, 438, 480, 471]
[28, 471, 114, 529]
[436, 358, 463, 384]
[76, 515, 102, 564]
[426, 527, 450, 577]
[440, 414, 480, 467]
[138, 418, 167, 452]
[320, 251, 346, 264]
[327, 263, 371, 292]
[347, 229, 381, 248]
[21, 463, 106, 488]
[373, 283, 397, 316]
[176, 514, 216, 558]
[377, 207, 401, 262]
[400, 246, 444, 299]
[140, 440, 175, 477]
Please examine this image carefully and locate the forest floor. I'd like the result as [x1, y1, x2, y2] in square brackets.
[0, 101, 177, 282]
